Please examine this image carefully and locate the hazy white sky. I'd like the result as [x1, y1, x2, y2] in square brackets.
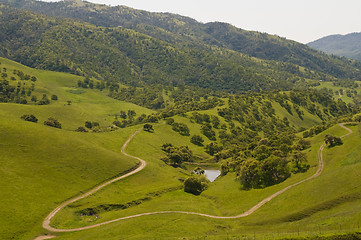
[43, 0, 361, 43]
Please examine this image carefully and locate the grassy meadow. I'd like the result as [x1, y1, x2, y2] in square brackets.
[0, 57, 152, 239]
[47, 124, 361, 239]
[1, 57, 361, 239]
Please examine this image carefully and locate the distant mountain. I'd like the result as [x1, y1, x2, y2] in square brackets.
[308, 32, 361, 61]
[1, 0, 361, 82]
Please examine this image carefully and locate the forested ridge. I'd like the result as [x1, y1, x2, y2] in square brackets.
[0, 4, 300, 92]
[1, 0, 361, 81]
[0, 2, 361, 96]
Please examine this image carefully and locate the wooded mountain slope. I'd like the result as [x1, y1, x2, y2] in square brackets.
[0, 4, 308, 92]
[308, 32, 361, 61]
[1, 0, 361, 85]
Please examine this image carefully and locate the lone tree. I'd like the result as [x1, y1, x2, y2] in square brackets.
[51, 95, 58, 100]
[324, 134, 342, 147]
[21, 114, 38, 123]
[184, 175, 209, 195]
[44, 117, 62, 129]
[143, 124, 154, 132]
[85, 121, 93, 129]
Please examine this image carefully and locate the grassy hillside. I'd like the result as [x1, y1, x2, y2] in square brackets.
[1, 57, 360, 240]
[0, 57, 154, 129]
[0, 57, 155, 240]
[38, 122, 361, 239]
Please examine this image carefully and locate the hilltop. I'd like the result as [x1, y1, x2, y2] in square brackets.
[308, 32, 361, 61]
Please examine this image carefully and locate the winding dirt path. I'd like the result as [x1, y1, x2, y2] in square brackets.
[35, 123, 355, 238]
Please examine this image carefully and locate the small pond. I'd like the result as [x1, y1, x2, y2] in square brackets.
[204, 170, 221, 182]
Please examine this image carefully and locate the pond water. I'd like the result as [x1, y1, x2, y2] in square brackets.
[204, 170, 221, 182]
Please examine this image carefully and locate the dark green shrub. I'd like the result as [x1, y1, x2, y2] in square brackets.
[44, 117, 62, 129]
[184, 175, 209, 195]
[21, 114, 38, 123]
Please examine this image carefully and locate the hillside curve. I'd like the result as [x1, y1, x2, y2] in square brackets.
[35, 123, 355, 238]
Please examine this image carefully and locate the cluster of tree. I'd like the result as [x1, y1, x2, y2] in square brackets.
[324, 134, 343, 147]
[216, 128, 311, 188]
[44, 117, 62, 129]
[0, 67, 60, 105]
[143, 124, 154, 132]
[111, 86, 165, 109]
[303, 122, 333, 138]
[339, 89, 358, 98]
[201, 124, 216, 141]
[12, 69, 37, 82]
[217, 96, 292, 137]
[0, 79, 35, 104]
[118, 110, 136, 119]
[205, 142, 223, 156]
[161, 143, 194, 167]
[190, 135, 204, 146]
[191, 112, 220, 128]
[113, 111, 159, 129]
[85, 121, 99, 129]
[20, 114, 38, 123]
[333, 80, 359, 89]
[166, 120, 190, 136]
[237, 156, 290, 189]
[184, 174, 209, 195]
[77, 77, 106, 90]
[75, 126, 88, 132]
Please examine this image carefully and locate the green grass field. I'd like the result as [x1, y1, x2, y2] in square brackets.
[0, 57, 154, 239]
[44, 124, 361, 240]
[1, 57, 361, 240]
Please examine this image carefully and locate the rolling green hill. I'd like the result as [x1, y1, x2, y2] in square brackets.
[0, 57, 155, 240]
[32, 118, 361, 240]
[308, 32, 361, 61]
[1, 57, 360, 239]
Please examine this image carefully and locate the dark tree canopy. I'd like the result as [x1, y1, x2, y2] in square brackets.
[184, 175, 209, 195]
[143, 123, 154, 132]
[44, 117, 62, 129]
[21, 114, 38, 123]
[324, 134, 343, 147]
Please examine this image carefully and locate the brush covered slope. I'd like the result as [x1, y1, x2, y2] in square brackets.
[1, 0, 361, 81]
[308, 32, 361, 61]
[0, 2, 361, 95]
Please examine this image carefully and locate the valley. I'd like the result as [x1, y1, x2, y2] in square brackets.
[1, 57, 361, 239]
[0, 1, 361, 239]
